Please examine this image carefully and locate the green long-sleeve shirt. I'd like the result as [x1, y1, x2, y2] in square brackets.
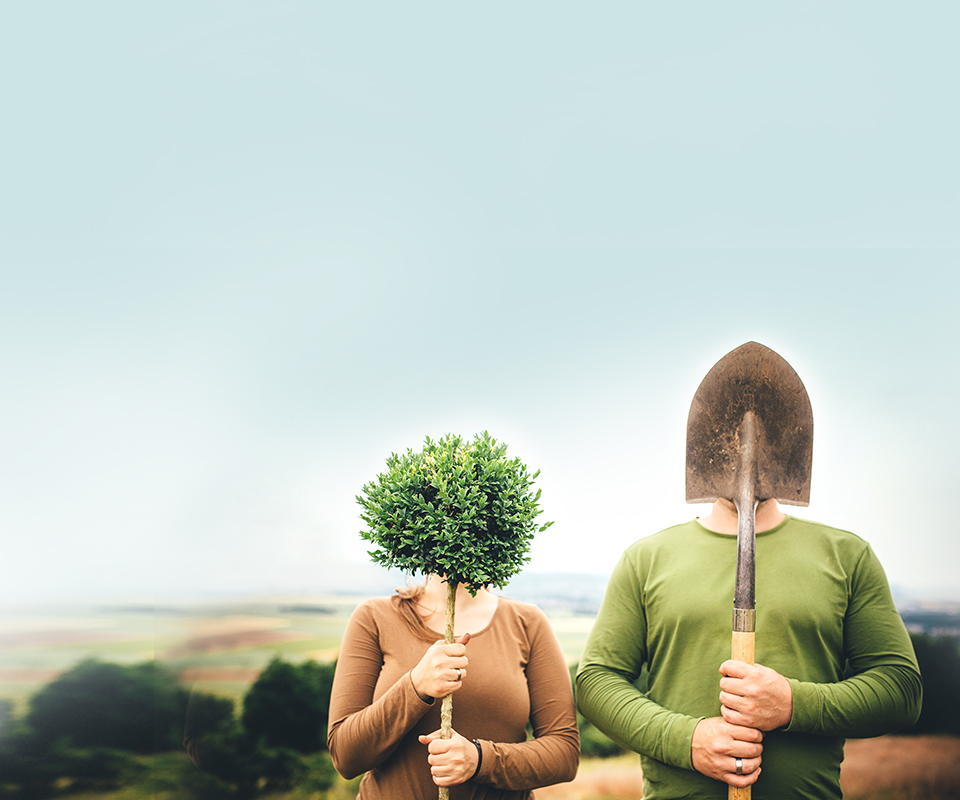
[576, 516, 921, 800]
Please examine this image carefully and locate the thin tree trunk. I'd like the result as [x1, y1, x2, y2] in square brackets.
[438, 578, 457, 800]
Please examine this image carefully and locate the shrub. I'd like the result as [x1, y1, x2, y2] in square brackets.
[241, 658, 335, 753]
[358, 431, 552, 592]
[26, 659, 187, 753]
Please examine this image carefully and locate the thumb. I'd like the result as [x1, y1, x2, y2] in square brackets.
[458, 632, 472, 646]
[418, 730, 441, 745]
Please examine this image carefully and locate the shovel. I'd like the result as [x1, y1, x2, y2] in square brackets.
[685, 342, 813, 800]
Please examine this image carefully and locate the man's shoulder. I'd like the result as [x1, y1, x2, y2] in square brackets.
[782, 515, 871, 548]
[622, 519, 706, 554]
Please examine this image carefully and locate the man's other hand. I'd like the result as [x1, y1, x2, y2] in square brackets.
[719, 660, 794, 731]
[691, 717, 763, 788]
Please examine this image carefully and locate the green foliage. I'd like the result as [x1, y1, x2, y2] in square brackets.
[358, 431, 552, 591]
[0, 734, 145, 796]
[0, 655, 339, 798]
[140, 751, 236, 800]
[192, 726, 307, 798]
[185, 691, 236, 739]
[0, 699, 14, 744]
[905, 633, 960, 736]
[26, 659, 188, 753]
[241, 658, 335, 753]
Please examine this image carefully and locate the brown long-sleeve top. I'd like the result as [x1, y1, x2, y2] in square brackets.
[327, 594, 580, 799]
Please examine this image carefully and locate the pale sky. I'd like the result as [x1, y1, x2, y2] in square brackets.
[2, 3, 958, 605]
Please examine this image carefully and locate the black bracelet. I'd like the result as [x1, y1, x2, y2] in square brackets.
[470, 738, 483, 781]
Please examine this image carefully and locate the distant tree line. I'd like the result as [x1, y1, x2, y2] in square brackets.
[0, 656, 337, 799]
[907, 633, 960, 736]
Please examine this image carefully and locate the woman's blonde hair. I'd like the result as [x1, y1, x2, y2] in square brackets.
[392, 580, 435, 641]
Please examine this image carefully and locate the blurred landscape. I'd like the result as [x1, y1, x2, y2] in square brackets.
[1, 577, 958, 799]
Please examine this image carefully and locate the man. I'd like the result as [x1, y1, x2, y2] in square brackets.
[576, 493, 922, 799]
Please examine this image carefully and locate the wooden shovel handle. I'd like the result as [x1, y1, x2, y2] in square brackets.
[731, 629, 755, 663]
[728, 630, 755, 800]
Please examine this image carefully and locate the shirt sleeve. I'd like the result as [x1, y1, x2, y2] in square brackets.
[575, 551, 701, 770]
[326, 602, 435, 779]
[474, 607, 580, 790]
[785, 544, 922, 738]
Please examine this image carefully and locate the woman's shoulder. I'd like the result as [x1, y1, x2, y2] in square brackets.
[347, 592, 440, 642]
[347, 594, 402, 623]
[493, 595, 552, 631]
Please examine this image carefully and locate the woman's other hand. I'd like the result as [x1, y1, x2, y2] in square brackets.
[411, 632, 471, 701]
[418, 728, 479, 787]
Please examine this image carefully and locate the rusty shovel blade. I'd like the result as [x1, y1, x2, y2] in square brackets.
[686, 341, 813, 508]
[686, 342, 813, 619]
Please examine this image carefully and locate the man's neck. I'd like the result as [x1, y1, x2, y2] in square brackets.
[698, 498, 785, 534]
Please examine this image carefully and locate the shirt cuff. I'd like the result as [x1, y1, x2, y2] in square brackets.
[405, 671, 436, 706]
[472, 739, 491, 784]
[783, 678, 820, 733]
[677, 716, 704, 770]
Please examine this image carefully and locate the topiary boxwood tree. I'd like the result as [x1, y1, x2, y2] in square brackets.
[357, 431, 552, 796]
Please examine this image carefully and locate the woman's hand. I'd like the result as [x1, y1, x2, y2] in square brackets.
[411, 633, 471, 701]
[418, 728, 479, 787]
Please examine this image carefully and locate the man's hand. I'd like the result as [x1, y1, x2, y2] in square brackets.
[719, 660, 793, 731]
[418, 729, 479, 787]
[691, 717, 763, 788]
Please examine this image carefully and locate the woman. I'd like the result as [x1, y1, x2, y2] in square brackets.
[327, 575, 580, 798]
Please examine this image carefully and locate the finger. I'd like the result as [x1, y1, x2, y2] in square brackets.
[719, 676, 749, 695]
[736, 756, 762, 774]
[720, 691, 752, 713]
[723, 768, 762, 788]
[721, 704, 762, 732]
[719, 689, 741, 707]
[457, 632, 471, 645]
[427, 737, 457, 755]
[720, 704, 740, 725]
[728, 740, 764, 759]
[728, 723, 764, 743]
[720, 660, 752, 678]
